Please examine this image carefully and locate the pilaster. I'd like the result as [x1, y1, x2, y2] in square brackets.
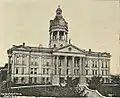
[98, 58, 101, 75]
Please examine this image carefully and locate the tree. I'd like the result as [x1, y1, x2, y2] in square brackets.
[111, 75, 120, 85]
[88, 76, 102, 90]
[65, 76, 79, 87]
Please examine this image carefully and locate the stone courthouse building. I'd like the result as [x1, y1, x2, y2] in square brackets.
[7, 6, 111, 85]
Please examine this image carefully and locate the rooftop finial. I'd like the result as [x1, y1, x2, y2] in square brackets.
[58, 5, 60, 8]
[56, 5, 62, 15]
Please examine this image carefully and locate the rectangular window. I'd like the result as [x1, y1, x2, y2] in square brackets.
[59, 59, 61, 67]
[67, 60, 69, 67]
[35, 57, 38, 66]
[106, 78, 109, 83]
[92, 70, 94, 75]
[92, 61, 94, 67]
[43, 68, 45, 74]
[105, 61, 108, 68]
[74, 69, 76, 75]
[30, 68, 33, 74]
[15, 55, 22, 65]
[67, 69, 69, 75]
[42, 77, 45, 84]
[46, 77, 49, 82]
[102, 78, 104, 83]
[85, 70, 89, 75]
[85, 61, 88, 67]
[102, 61, 104, 68]
[14, 77, 18, 83]
[21, 77, 24, 83]
[46, 68, 49, 74]
[105, 70, 108, 75]
[31, 57, 34, 65]
[16, 68, 19, 74]
[55, 68, 57, 75]
[34, 77, 37, 83]
[74, 58, 79, 67]
[59, 68, 61, 75]
[34, 68, 37, 74]
[46, 62, 49, 66]
[21, 68, 24, 74]
[102, 70, 104, 75]
[22, 55, 26, 65]
[30, 77, 33, 83]
[35, 62, 38, 66]
[95, 70, 97, 75]
[77, 69, 79, 75]
[95, 61, 97, 68]
[74, 59, 76, 67]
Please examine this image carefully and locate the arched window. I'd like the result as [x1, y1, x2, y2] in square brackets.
[59, 31, 64, 40]
[53, 31, 57, 40]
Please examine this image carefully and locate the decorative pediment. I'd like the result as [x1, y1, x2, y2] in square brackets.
[53, 44, 86, 54]
[101, 52, 111, 57]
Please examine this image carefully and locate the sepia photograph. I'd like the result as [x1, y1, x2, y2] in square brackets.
[0, 0, 120, 97]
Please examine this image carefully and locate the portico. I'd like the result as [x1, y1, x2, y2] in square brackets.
[52, 49, 86, 85]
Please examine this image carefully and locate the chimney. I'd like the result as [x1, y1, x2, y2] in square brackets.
[39, 44, 43, 48]
[23, 42, 25, 47]
[89, 49, 91, 53]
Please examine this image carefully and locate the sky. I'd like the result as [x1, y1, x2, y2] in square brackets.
[0, 0, 120, 75]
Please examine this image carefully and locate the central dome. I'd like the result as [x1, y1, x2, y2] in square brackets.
[49, 6, 68, 32]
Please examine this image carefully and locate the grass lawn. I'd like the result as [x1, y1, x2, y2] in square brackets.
[98, 85, 120, 97]
[2, 85, 80, 97]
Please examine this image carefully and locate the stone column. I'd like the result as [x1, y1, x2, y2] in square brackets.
[56, 56, 59, 75]
[70, 56, 75, 78]
[57, 31, 59, 40]
[52, 55, 59, 85]
[52, 56, 55, 75]
[79, 57, 86, 85]
[64, 56, 67, 77]
[51, 56, 55, 82]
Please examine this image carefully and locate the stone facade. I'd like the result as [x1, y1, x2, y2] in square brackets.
[7, 6, 111, 85]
